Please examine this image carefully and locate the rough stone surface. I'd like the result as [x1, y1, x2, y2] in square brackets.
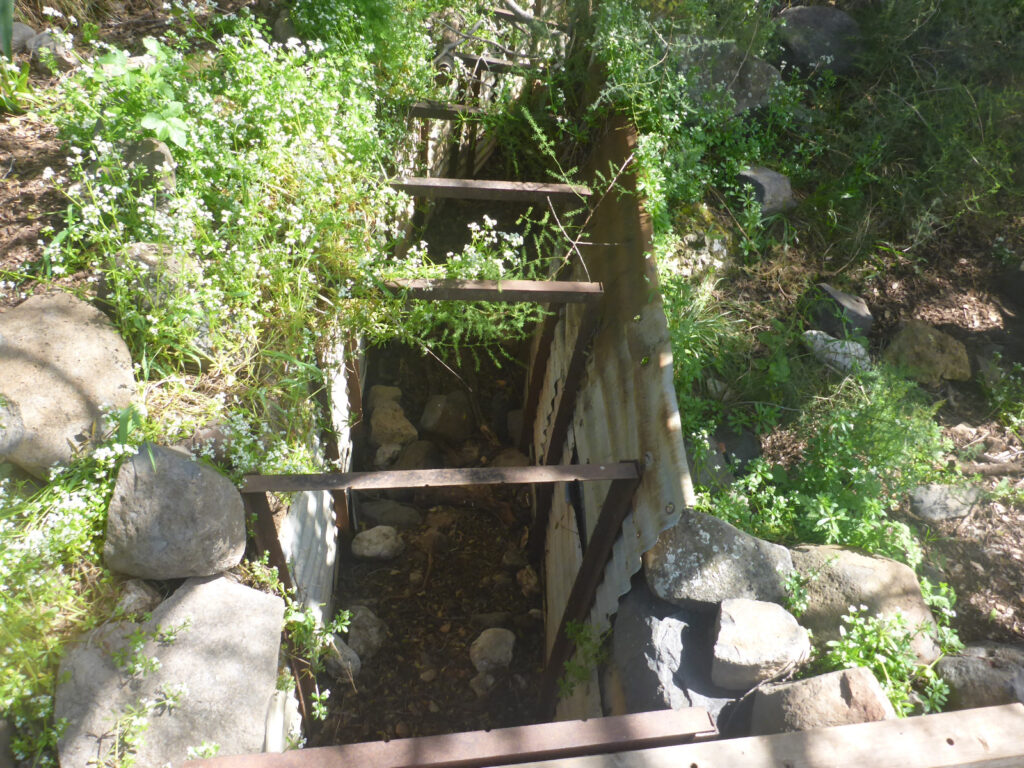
[750, 667, 896, 735]
[116, 579, 163, 617]
[0, 718, 13, 768]
[359, 499, 422, 530]
[351, 525, 404, 560]
[346, 605, 387, 660]
[810, 283, 873, 339]
[909, 484, 982, 523]
[470, 628, 516, 673]
[28, 31, 76, 72]
[373, 442, 403, 469]
[712, 599, 811, 689]
[420, 391, 475, 444]
[56, 576, 284, 768]
[272, 9, 298, 43]
[393, 439, 443, 471]
[179, 423, 232, 464]
[777, 6, 863, 76]
[470, 672, 496, 697]
[367, 385, 402, 414]
[124, 138, 177, 193]
[737, 167, 795, 215]
[0, 396, 25, 457]
[0, 293, 135, 477]
[326, 636, 362, 681]
[611, 582, 740, 724]
[676, 37, 782, 113]
[490, 447, 530, 467]
[803, 330, 871, 373]
[11, 22, 36, 54]
[370, 399, 418, 448]
[686, 434, 736, 490]
[644, 510, 793, 608]
[937, 643, 1024, 710]
[104, 443, 246, 579]
[714, 426, 761, 472]
[883, 320, 971, 385]
[791, 544, 939, 663]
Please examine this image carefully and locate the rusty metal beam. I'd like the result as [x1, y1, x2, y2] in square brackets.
[537, 466, 643, 718]
[452, 51, 532, 74]
[185, 707, 712, 768]
[391, 176, 591, 202]
[409, 100, 485, 120]
[384, 278, 603, 304]
[241, 462, 639, 495]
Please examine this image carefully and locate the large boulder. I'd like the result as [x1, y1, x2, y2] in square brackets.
[56, 576, 284, 768]
[776, 6, 863, 76]
[883, 320, 970, 386]
[674, 37, 782, 114]
[104, 444, 246, 579]
[737, 167, 796, 216]
[644, 511, 792, 608]
[937, 643, 1024, 710]
[909, 484, 982, 523]
[0, 293, 135, 478]
[419, 391, 476, 444]
[712, 599, 810, 689]
[750, 667, 896, 735]
[609, 582, 741, 724]
[791, 544, 939, 663]
[369, 400, 418, 448]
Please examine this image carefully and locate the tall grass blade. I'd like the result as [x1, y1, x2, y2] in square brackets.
[0, 0, 13, 60]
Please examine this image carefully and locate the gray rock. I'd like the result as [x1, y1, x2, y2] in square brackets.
[737, 167, 796, 216]
[393, 439, 443, 471]
[883, 320, 970, 386]
[56, 576, 284, 768]
[470, 672, 496, 697]
[791, 544, 939, 663]
[351, 525, 404, 560]
[326, 635, 362, 681]
[370, 399, 418, 448]
[0, 293, 135, 478]
[909, 484, 982, 522]
[644, 510, 793, 608]
[104, 444, 245, 579]
[501, 546, 528, 569]
[777, 6, 863, 76]
[0, 718, 13, 768]
[712, 599, 810, 689]
[346, 605, 387, 660]
[179, 423, 231, 464]
[517, 565, 541, 597]
[675, 37, 782, 114]
[373, 442, 403, 469]
[750, 667, 896, 735]
[116, 579, 163, 617]
[0, 395, 24, 456]
[124, 138, 176, 193]
[470, 628, 515, 673]
[28, 31, 75, 73]
[803, 330, 871, 373]
[490, 447, 530, 468]
[714, 426, 761, 472]
[937, 643, 1024, 710]
[810, 283, 873, 340]
[420, 391, 475, 444]
[367, 385, 402, 414]
[11, 22, 36, 54]
[359, 499, 422, 530]
[611, 582, 739, 724]
[686, 434, 736, 490]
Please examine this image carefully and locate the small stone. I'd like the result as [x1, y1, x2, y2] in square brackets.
[346, 605, 387, 660]
[419, 669, 438, 683]
[360, 499, 422, 530]
[750, 667, 895, 734]
[502, 546, 528, 569]
[115, 579, 162, 617]
[367, 385, 402, 413]
[809, 283, 873, 340]
[426, 509, 458, 529]
[884, 320, 970, 386]
[937, 643, 1024, 710]
[803, 330, 870, 373]
[470, 628, 516, 673]
[517, 565, 540, 597]
[351, 526, 404, 560]
[409, 570, 424, 585]
[370, 400, 418, 448]
[909, 484, 982, 523]
[326, 636, 362, 681]
[491, 448, 530, 468]
[712, 599, 811, 689]
[394, 440, 443, 471]
[737, 167, 796, 216]
[428, 700, 440, 713]
[28, 31, 75, 72]
[420, 391, 475, 444]
[124, 138, 177, 193]
[374, 442, 403, 469]
[470, 672, 496, 698]
[11, 22, 36, 53]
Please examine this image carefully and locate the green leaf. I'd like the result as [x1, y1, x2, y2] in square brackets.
[0, 0, 13, 61]
[163, 101, 184, 118]
[141, 112, 163, 131]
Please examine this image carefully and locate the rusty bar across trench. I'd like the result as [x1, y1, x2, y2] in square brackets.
[241, 462, 639, 495]
[186, 707, 712, 768]
[391, 176, 591, 202]
[537, 467, 643, 718]
[384, 278, 603, 303]
[409, 100, 485, 120]
[452, 51, 532, 74]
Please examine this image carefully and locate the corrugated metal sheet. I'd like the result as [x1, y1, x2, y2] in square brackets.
[279, 490, 336, 626]
[535, 119, 696, 719]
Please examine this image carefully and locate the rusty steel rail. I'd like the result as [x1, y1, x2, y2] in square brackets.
[186, 707, 713, 768]
[391, 176, 591, 201]
[384, 278, 604, 303]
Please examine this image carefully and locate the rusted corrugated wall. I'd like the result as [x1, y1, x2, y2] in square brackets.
[535, 117, 696, 719]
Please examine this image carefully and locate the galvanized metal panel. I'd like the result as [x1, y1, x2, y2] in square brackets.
[278, 490, 336, 626]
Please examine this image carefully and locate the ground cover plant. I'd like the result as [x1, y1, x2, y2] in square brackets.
[0, 1, 555, 762]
